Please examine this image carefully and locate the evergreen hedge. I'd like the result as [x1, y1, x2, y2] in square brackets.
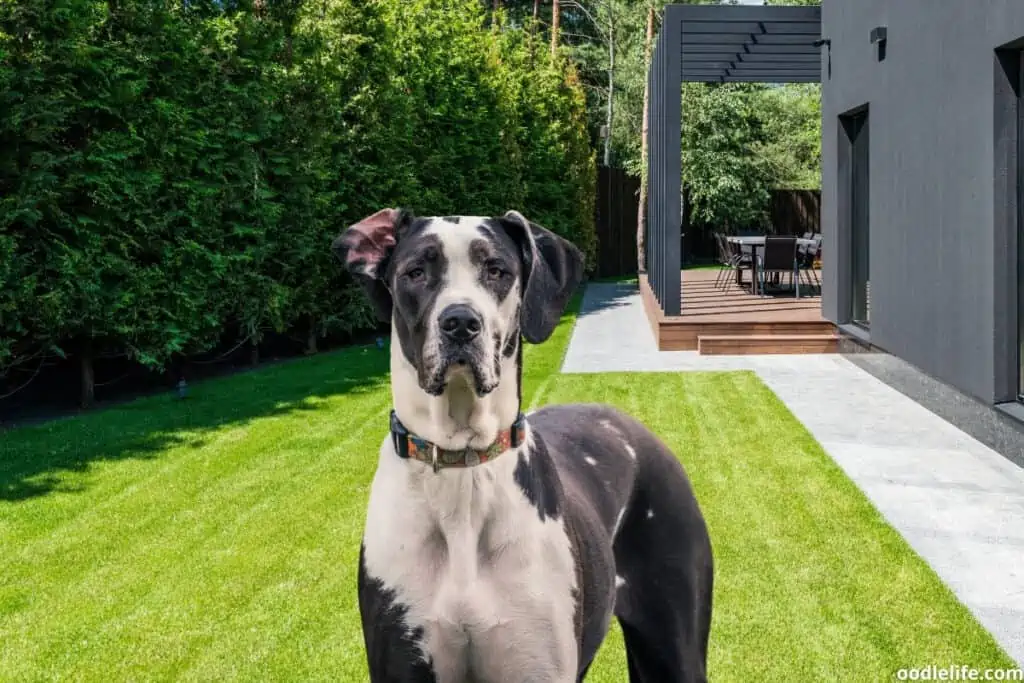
[0, 0, 596, 395]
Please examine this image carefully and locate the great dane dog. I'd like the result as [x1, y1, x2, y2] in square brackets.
[333, 208, 714, 683]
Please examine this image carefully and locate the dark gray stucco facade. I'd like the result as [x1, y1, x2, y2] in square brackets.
[821, 0, 1024, 408]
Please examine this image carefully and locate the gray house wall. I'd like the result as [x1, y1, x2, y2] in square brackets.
[821, 0, 1024, 404]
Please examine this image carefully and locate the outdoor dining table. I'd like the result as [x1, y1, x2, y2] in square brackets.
[726, 235, 818, 295]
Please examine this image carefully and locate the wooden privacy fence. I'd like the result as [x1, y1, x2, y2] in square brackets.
[594, 165, 640, 279]
[770, 189, 820, 237]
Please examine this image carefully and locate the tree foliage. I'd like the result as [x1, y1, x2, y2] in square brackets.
[0, 0, 596, 379]
[679, 81, 821, 228]
[754, 83, 822, 191]
[681, 83, 774, 228]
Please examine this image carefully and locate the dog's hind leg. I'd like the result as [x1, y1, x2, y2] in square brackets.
[615, 588, 711, 682]
[611, 480, 713, 683]
[616, 573, 712, 683]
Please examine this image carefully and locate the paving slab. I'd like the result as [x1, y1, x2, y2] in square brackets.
[562, 281, 1024, 667]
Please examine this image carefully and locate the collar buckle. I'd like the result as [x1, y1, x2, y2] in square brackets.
[431, 444, 440, 474]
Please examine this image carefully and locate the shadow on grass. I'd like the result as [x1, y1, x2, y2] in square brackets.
[0, 344, 391, 502]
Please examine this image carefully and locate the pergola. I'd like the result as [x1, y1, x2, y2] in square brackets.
[645, 3, 823, 315]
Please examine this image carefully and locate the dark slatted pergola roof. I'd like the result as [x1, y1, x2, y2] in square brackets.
[679, 4, 822, 83]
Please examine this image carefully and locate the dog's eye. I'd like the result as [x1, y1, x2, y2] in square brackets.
[405, 267, 425, 282]
[486, 264, 506, 280]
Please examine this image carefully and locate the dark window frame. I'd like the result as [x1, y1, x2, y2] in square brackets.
[838, 104, 871, 330]
[994, 43, 1024, 408]
[1017, 50, 1024, 402]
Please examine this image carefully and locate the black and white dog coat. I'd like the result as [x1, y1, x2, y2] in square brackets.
[333, 209, 713, 683]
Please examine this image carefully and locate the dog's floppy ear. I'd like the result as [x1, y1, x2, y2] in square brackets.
[331, 208, 403, 322]
[333, 207, 400, 279]
[500, 210, 585, 344]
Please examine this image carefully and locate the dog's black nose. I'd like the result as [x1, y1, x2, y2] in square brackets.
[439, 304, 482, 343]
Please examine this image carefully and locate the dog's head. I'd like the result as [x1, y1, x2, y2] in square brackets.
[332, 209, 584, 397]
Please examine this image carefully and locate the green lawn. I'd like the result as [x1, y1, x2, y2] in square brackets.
[0, 294, 1014, 681]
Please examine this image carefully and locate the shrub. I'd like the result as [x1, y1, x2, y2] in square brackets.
[0, 0, 596, 395]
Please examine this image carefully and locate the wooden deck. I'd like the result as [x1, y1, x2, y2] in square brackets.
[640, 269, 838, 354]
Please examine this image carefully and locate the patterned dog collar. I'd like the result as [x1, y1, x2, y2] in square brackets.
[389, 410, 526, 473]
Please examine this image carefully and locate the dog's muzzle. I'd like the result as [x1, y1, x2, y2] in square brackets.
[439, 304, 482, 346]
[437, 303, 487, 372]
[425, 303, 499, 397]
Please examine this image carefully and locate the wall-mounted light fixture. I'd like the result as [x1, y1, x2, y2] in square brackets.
[813, 38, 832, 80]
[871, 26, 887, 61]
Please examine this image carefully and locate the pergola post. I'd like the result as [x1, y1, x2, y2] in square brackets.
[646, 5, 683, 316]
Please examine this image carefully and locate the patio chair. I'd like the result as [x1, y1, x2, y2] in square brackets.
[733, 238, 757, 288]
[713, 233, 732, 287]
[798, 234, 823, 290]
[715, 233, 752, 290]
[797, 231, 813, 262]
[712, 233, 730, 287]
[758, 235, 800, 298]
[713, 233, 746, 288]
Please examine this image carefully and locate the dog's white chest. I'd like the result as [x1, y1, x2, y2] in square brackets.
[362, 440, 579, 682]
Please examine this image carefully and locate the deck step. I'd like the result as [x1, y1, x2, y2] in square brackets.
[697, 334, 839, 356]
[658, 321, 838, 351]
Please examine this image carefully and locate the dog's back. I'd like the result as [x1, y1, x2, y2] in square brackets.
[527, 403, 714, 682]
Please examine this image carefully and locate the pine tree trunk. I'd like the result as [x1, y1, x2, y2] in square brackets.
[80, 338, 95, 409]
[529, 0, 541, 67]
[168, 353, 183, 387]
[551, 0, 560, 56]
[636, 5, 656, 274]
[305, 317, 318, 355]
[250, 338, 259, 366]
[603, 6, 615, 167]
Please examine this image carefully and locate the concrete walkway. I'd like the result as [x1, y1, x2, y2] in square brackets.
[563, 282, 1024, 667]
